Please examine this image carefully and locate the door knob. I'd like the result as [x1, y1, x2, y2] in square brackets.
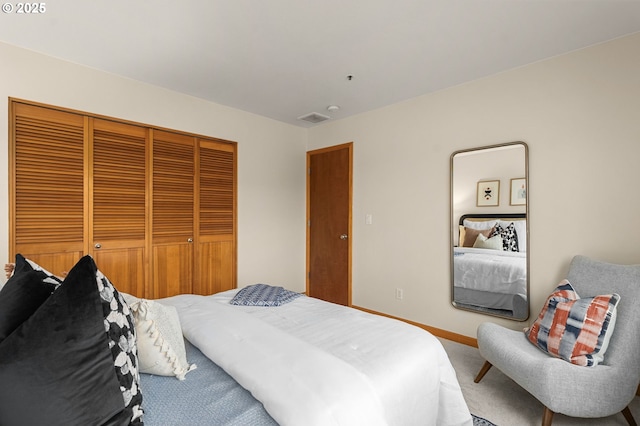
[94, 243, 102, 249]
[339, 234, 348, 240]
[187, 238, 193, 243]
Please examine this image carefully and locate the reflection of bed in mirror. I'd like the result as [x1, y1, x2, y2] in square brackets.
[452, 213, 527, 319]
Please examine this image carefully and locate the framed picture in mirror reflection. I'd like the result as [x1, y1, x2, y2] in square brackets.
[476, 180, 500, 207]
[510, 178, 527, 206]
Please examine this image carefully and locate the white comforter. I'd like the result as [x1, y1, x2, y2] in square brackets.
[161, 290, 472, 426]
[453, 247, 527, 296]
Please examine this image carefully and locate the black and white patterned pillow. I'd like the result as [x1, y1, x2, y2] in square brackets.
[97, 267, 144, 423]
[491, 222, 519, 252]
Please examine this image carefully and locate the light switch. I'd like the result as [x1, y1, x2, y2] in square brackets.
[365, 214, 373, 225]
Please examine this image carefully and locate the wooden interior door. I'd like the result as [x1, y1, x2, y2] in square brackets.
[194, 139, 237, 295]
[10, 103, 85, 274]
[151, 130, 195, 298]
[90, 119, 147, 296]
[307, 143, 352, 305]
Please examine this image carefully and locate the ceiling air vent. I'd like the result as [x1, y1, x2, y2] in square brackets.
[297, 112, 330, 124]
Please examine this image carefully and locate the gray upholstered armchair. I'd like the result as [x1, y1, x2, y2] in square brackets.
[474, 255, 640, 426]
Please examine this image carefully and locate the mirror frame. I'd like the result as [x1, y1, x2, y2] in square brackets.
[449, 141, 529, 321]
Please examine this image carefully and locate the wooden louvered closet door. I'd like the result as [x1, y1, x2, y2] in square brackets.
[11, 103, 85, 274]
[11, 100, 237, 298]
[195, 139, 236, 294]
[90, 119, 148, 296]
[152, 130, 195, 298]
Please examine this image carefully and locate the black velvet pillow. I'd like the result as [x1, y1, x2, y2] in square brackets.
[0, 255, 143, 426]
[12, 253, 65, 285]
[0, 254, 60, 344]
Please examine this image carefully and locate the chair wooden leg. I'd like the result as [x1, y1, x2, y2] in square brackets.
[622, 406, 637, 426]
[542, 406, 554, 426]
[474, 361, 493, 383]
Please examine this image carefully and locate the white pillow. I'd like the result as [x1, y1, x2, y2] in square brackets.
[123, 294, 196, 380]
[473, 233, 503, 250]
[462, 219, 496, 230]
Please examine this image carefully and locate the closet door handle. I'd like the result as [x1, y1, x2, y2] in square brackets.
[94, 243, 102, 249]
[339, 234, 348, 240]
[187, 238, 193, 243]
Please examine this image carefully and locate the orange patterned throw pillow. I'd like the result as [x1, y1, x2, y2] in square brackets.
[525, 280, 620, 366]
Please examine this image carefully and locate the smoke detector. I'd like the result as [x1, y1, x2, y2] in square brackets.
[297, 112, 331, 124]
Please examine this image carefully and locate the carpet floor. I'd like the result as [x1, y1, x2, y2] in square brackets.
[440, 338, 640, 426]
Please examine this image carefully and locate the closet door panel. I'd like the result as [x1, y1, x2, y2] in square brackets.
[91, 119, 148, 296]
[11, 103, 85, 275]
[93, 248, 145, 296]
[152, 130, 195, 297]
[152, 244, 193, 298]
[194, 238, 234, 295]
[195, 139, 237, 294]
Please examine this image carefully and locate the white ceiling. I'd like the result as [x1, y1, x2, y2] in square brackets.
[1, 1, 639, 127]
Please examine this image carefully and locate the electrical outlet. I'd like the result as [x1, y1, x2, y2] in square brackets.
[395, 288, 403, 300]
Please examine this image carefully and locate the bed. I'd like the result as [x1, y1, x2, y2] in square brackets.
[452, 213, 527, 319]
[0, 255, 473, 426]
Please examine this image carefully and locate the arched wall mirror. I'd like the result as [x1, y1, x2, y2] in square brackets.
[450, 141, 529, 321]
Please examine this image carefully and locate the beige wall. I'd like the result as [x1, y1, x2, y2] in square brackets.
[308, 33, 640, 337]
[2, 33, 639, 339]
[0, 41, 308, 292]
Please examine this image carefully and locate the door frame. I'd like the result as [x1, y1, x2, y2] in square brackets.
[306, 142, 353, 305]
